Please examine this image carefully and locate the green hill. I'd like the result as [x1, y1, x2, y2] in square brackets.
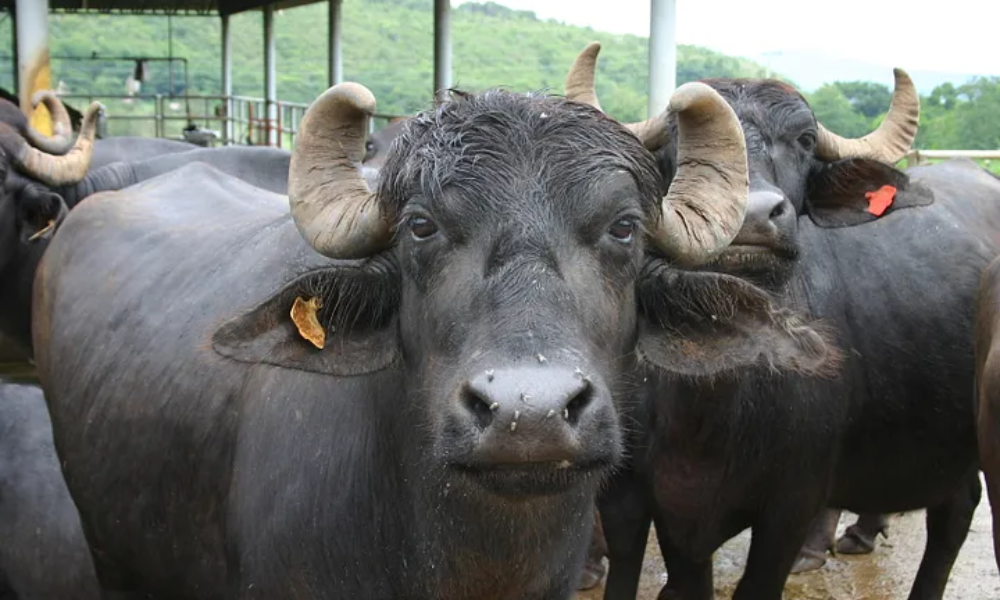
[0, 0, 777, 123]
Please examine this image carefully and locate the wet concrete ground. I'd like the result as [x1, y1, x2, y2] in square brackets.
[577, 477, 999, 599]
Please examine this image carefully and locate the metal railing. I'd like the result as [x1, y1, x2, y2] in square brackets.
[60, 93, 403, 148]
[906, 149, 1000, 166]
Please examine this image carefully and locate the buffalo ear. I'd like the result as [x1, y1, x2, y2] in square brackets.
[17, 184, 67, 243]
[636, 263, 840, 378]
[212, 263, 399, 376]
[805, 158, 934, 228]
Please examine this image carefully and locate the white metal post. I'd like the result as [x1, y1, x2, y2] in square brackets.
[221, 14, 233, 144]
[328, 0, 343, 87]
[264, 4, 277, 146]
[15, 0, 52, 135]
[648, 0, 677, 119]
[433, 0, 451, 100]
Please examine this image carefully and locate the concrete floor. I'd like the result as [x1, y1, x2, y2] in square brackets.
[577, 479, 999, 599]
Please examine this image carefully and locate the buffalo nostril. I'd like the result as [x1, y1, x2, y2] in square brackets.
[770, 202, 785, 219]
[564, 380, 594, 426]
[461, 383, 495, 429]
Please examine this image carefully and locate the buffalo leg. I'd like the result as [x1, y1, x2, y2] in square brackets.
[906, 472, 981, 600]
[790, 508, 840, 574]
[731, 506, 817, 600]
[653, 517, 713, 600]
[599, 476, 651, 600]
[836, 512, 890, 554]
[987, 462, 1000, 574]
[577, 510, 608, 590]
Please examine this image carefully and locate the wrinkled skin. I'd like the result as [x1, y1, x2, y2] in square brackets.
[33, 90, 830, 599]
[598, 79, 996, 600]
[0, 382, 101, 600]
[975, 255, 1000, 575]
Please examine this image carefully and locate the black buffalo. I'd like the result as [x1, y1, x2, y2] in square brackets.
[0, 93, 103, 360]
[975, 254, 1000, 574]
[568, 42, 997, 600]
[0, 382, 101, 599]
[31, 81, 835, 599]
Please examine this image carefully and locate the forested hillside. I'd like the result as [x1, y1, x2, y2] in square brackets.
[0, 0, 996, 150]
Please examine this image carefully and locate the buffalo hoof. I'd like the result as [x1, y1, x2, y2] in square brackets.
[835, 524, 884, 554]
[790, 549, 828, 574]
[576, 558, 607, 590]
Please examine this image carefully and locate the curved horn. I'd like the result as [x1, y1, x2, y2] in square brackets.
[565, 41, 603, 111]
[564, 42, 671, 150]
[21, 90, 74, 155]
[651, 83, 749, 266]
[288, 82, 392, 259]
[815, 68, 919, 164]
[14, 102, 102, 186]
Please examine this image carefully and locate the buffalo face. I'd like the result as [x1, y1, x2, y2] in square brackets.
[381, 98, 659, 495]
[679, 76, 919, 291]
[565, 45, 921, 292]
[374, 92, 667, 497]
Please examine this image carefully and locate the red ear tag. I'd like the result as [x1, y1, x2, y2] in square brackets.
[865, 185, 897, 217]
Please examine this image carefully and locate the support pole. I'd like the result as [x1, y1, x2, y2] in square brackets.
[15, 0, 52, 135]
[433, 0, 451, 100]
[328, 0, 342, 87]
[647, 0, 676, 119]
[221, 13, 232, 144]
[264, 4, 277, 146]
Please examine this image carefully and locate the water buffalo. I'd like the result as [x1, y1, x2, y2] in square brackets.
[0, 94, 102, 360]
[0, 382, 101, 600]
[568, 42, 996, 600]
[976, 254, 1000, 574]
[31, 80, 837, 599]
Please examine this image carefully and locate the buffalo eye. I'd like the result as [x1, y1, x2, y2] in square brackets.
[408, 215, 439, 240]
[797, 132, 816, 152]
[608, 218, 637, 243]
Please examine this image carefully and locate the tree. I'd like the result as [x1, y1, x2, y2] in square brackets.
[808, 84, 870, 138]
[833, 81, 892, 119]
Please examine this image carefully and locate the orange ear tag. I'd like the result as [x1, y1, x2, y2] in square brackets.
[865, 185, 897, 217]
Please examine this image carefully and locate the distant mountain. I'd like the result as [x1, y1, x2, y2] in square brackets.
[751, 49, 992, 93]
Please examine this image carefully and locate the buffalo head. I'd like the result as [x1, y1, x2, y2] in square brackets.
[567, 43, 922, 290]
[0, 93, 102, 276]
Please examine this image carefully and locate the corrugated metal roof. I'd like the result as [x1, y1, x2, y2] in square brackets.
[0, 0, 316, 17]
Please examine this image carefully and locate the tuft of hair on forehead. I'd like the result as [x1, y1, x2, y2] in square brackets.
[377, 87, 663, 220]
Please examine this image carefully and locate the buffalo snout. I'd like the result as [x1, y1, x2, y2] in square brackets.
[445, 363, 619, 496]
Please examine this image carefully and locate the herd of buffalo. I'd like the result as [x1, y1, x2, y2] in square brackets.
[2, 40, 1000, 600]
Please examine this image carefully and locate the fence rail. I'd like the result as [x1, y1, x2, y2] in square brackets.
[906, 149, 1000, 165]
[60, 93, 403, 148]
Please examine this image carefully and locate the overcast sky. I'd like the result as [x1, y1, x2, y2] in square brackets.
[454, 0, 997, 76]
